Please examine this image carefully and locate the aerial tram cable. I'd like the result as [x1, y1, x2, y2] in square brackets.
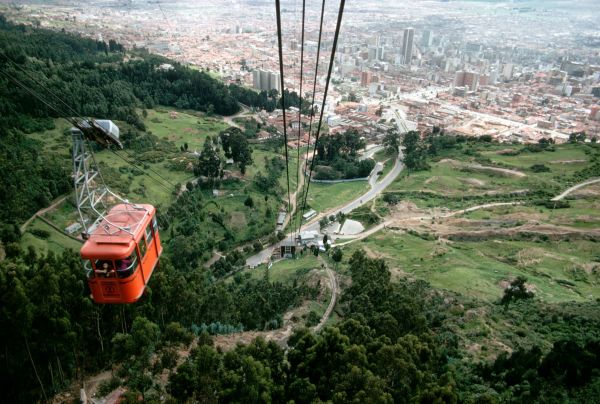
[275, 0, 294, 242]
[292, 0, 307, 243]
[299, 0, 346, 224]
[295, 0, 326, 236]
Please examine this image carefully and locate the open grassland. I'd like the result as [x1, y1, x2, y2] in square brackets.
[386, 143, 597, 209]
[20, 217, 82, 255]
[305, 181, 369, 214]
[144, 108, 228, 152]
[346, 230, 600, 303]
[463, 198, 600, 230]
[249, 254, 321, 284]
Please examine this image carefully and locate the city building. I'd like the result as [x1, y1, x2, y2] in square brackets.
[421, 30, 433, 48]
[252, 69, 281, 92]
[401, 28, 414, 65]
[361, 71, 372, 87]
[454, 71, 480, 92]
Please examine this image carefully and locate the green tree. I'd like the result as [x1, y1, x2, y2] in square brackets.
[195, 139, 221, 187]
[501, 276, 534, 305]
[383, 127, 400, 154]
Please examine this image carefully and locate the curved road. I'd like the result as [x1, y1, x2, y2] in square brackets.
[303, 151, 403, 233]
[246, 151, 404, 267]
[551, 177, 600, 201]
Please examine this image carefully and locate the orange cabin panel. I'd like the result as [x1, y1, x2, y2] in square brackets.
[80, 204, 163, 304]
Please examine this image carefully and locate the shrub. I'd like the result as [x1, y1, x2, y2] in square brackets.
[531, 164, 550, 173]
[29, 229, 50, 239]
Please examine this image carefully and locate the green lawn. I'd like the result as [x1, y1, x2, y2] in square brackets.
[248, 254, 321, 284]
[144, 108, 229, 152]
[20, 217, 82, 255]
[345, 231, 600, 303]
[305, 181, 369, 214]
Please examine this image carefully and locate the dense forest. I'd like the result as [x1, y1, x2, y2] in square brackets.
[2, 15, 600, 403]
[2, 245, 600, 402]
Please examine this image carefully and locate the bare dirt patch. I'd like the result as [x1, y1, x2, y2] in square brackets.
[229, 212, 247, 229]
[497, 148, 520, 155]
[425, 176, 440, 185]
[466, 164, 526, 178]
[460, 177, 486, 187]
[550, 159, 586, 164]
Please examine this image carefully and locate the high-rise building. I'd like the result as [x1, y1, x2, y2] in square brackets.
[368, 46, 378, 61]
[589, 105, 600, 121]
[401, 28, 414, 65]
[502, 63, 514, 80]
[361, 71, 373, 87]
[253, 69, 281, 93]
[421, 30, 433, 48]
[454, 71, 480, 92]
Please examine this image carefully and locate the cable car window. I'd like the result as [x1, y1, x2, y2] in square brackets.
[145, 224, 153, 245]
[116, 253, 138, 279]
[94, 260, 115, 278]
[152, 216, 158, 231]
[84, 260, 94, 278]
[138, 237, 147, 258]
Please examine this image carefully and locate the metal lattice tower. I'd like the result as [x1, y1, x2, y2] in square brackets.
[71, 127, 110, 236]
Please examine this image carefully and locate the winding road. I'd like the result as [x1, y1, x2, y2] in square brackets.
[246, 150, 404, 267]
[551, 178, 600, 201]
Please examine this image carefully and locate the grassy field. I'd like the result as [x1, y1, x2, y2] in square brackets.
[144, 108, 228, 152]
[480, 143, 592, 184]
[305, 181, 369, 214]
[463, 198, 600, 229]
[248, 254, 321, 284]
[345, 230, 600, 303]
[20, 217, 82, 255]
[386, 143, 596, 209]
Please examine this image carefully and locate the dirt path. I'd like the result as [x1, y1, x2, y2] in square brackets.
[213, 262, 339, 350]
[467, 164, 526, 178]
[551, 178, 600, 201]
[20, 196, 67, 233]
[313, 257, 338, 333]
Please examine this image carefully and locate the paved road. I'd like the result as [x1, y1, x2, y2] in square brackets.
[309, 151, 404, 230]
[359, 145, 384, 161]
[246, 151, 404, 267]
[551, 178, 600, 201]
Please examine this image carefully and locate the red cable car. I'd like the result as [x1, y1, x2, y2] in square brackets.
[80, 203, 162, 304]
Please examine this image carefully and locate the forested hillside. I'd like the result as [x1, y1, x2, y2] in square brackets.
[0, 15, 276, 226]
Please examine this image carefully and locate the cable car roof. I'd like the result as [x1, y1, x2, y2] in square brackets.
[80, 203, 155, 259]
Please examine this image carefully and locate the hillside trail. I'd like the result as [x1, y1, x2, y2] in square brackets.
[313, 256, 339, 333]
[20, 196, 67, 233]
[551, 177, 600, 201]
[335, 201, 523, 247]
[213, 260, 339, 350]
